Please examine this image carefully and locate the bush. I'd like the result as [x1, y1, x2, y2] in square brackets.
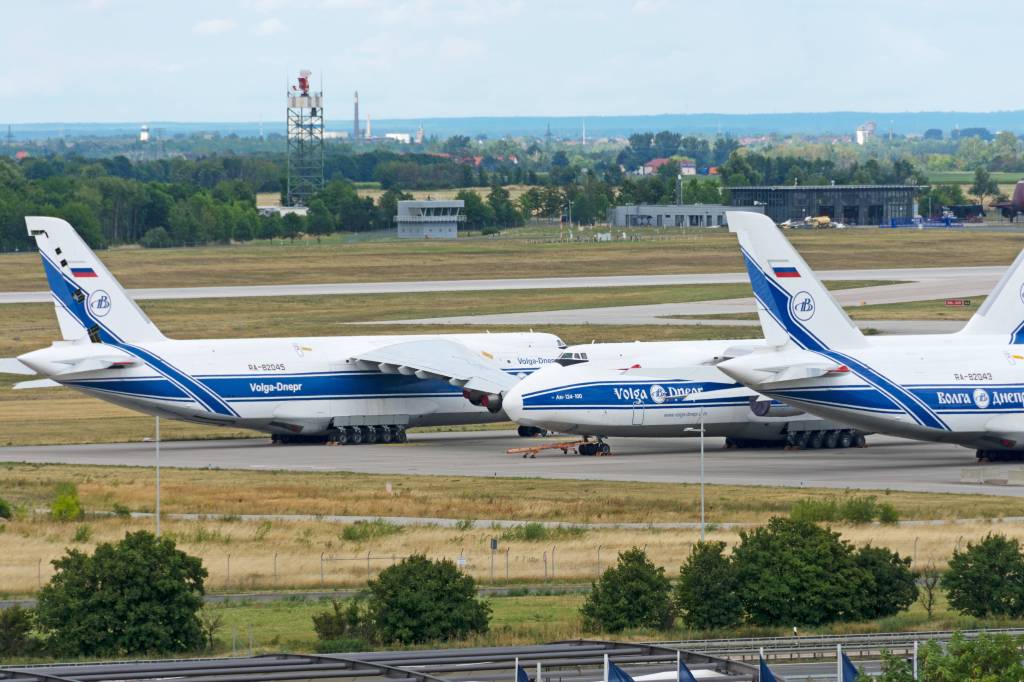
[674, 541, 742, 630]
[312, 599, 372, 648]
[789, 497, 838, 523]
[838, 495, 879, 524]
[111, 502, 132, 519]
[943, 533, 1024, 617]
[877, 502, 899, 525]
[852, 545, 918, 620]
[0, 605, 41, 658]
[500, 523, 585, 542]
[340, 519, 403, 543]
[733, 517, 868, 626]
[50, 482, 83, 522]
[0, 496, 11, 520]
[72, 524, 93, 543]
[35, 530, 208, 657]
[789, 494, 898, 524]
[907, 633, 1024, 681]
[367, 554, 490, 644]
[140, 226, 173, 248]
[581, 547, 674, 632]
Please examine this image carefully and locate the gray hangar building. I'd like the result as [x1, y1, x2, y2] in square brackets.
[727, 185, 925, 225]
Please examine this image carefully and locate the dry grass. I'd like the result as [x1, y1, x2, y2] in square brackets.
[3, 462, 1023, 525]
[2, 513, 1022, 596]
[3, 228, 1022, 292]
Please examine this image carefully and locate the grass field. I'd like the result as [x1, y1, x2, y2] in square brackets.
[927, 171, 1023, 184]
[3, 228, 1024, 292]
[3, 463, 1024, 594]
[671, 296, 986, 323]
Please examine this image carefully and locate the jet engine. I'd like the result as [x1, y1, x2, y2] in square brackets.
[750, 397, 804, 418]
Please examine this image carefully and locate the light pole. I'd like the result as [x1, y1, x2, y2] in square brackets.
[155, 416, 161, 537]
[567, 201, 574, 229]
[684, 409, 706, 542]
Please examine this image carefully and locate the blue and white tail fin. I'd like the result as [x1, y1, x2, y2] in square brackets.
[727, 211, 866, 353]
[960, 246, 1024, 343]
[26, 217, 165, 344]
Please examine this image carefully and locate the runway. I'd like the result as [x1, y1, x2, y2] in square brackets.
[0, 431, 1016, 496]
[0, 265, 1004, 304]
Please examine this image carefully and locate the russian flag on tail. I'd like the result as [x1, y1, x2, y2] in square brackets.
[71, 267, 98, 278]
[771, 265, 800, 278]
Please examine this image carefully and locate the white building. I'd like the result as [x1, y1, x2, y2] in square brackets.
[395, 200, 465, 239]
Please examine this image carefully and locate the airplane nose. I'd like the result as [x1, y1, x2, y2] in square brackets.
[502, 387, 524, 422]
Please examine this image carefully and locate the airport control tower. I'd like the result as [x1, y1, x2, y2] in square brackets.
[286, 69, 324, 206]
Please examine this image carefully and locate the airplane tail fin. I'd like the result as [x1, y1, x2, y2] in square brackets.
[960, 245, 1024, 343]
[26, 217, 165, 344]
[727, 210, 866, 352]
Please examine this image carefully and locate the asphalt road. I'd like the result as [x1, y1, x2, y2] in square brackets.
[0, 430, 1016, 496]
[0, 265, 1005, 304]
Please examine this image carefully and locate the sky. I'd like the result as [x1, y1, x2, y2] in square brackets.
[1, 0, 1018, 123]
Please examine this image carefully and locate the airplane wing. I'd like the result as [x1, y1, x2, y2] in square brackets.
[14, 379, 61, 390]
[349, 339, 518, 395]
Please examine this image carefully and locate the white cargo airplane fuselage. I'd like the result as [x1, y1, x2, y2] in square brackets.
[503, 339, 865, 450]
[9, 217, 563, 442]
[717, 210, 1024, 460]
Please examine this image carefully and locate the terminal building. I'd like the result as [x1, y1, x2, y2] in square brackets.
[607, 203, 763, 228]
[727, 185, 924, 225]
[395, 199, 465, 239]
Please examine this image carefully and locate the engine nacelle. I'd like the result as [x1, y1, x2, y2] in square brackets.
[750, 397, 804, 418]
[480, 393, 503, 414]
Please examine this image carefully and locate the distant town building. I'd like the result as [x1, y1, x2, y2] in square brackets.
[607, 204, 763, 228]
[728, 184, 925, 225]
[139, 125, 150, 143]
[385, 132, 412, 144]
[415, 125, 425, 144]
[855, 120, 876, 146]
[634, 157, 698, 176]
[395, 200, 465, 239]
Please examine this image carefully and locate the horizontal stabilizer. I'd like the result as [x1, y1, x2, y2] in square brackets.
[349, 338, 518, 396]
[0, 358, 36, 375]
[960, 246, 1024, 343]
[53, 356, 137, 376]
[14, 379, 60, 390]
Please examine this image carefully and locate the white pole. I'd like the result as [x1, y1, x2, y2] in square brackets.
[837, 643, 842, 682]
[604, 653, 609, 682]
[515, 657, 519, 682]
[699, 409, 705, 542]
[155, 416, 161, 537]
[676, 650, 681, 681]
[913, 641, 918, 680]
[536, 661, 541, 682]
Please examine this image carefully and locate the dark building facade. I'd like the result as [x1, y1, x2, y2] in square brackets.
[728, 185, 925, 225]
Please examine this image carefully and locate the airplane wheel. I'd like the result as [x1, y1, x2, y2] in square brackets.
[838, 431, 854, 448]
[824, 430, 840, 449]
[598, 442, 611, 455]
[579, 443, 595, 456]
[854, 433, 867, 448]
[808, 431, 825, 449]
[793, 432, 810, 449]
[347, 426, 363, 445]
[332, 428, 349, 445]
[377, 426, 392, 443]
[394, 427, 408, 443]
[361, 426, 377, 444]
[517, 425, 533, 437]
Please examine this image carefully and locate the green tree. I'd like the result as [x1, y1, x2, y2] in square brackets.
[487, 185, 523, 227]
[852, 545, 918, 620]
[970, 167, 999, 206]
[35, 530, 207, 657]
[911, 632, 1024, 682]
[581, 547, 674, 632]
[306, 199, 335, 238]
[140, 226, 172, 248]
[0, 605, 40, 658]
[281, 212, 304, 241]
[0, 496, 11, 520]
[732, 517, 868, 626]
[674, 541, 742, 630]
[943, 533, 1024, 617]
[367, 554, 490, 644]
[455, 189, 494, 229]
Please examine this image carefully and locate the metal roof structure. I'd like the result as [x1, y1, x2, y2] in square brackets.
[0, 640, 759, 682]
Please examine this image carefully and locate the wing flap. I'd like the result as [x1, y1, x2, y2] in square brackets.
[349, 339, 517, 395]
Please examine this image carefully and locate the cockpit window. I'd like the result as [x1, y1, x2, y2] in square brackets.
[555, 351, 589, 367]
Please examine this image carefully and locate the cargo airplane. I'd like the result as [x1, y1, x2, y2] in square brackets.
[2, 218, 564, 444]
[715, 210, 1024, 461]
[502, 342, 865, 456]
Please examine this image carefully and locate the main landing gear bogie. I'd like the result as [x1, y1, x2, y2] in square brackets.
[271, 425, 409, 446]
[517, 425, 548, 438]
[578, 440, 611, 456]
[782, 429, 866, 451]
[977, 449, 1024, 462]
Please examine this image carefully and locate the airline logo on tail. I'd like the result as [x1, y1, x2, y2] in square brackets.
[87, 290, 112, 318]
[790, 291, 816, 321]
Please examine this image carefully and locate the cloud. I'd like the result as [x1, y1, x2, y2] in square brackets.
[254, 17, 286, 35]
[631, 0, 667, 14]
[192, 18, 238, 36]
